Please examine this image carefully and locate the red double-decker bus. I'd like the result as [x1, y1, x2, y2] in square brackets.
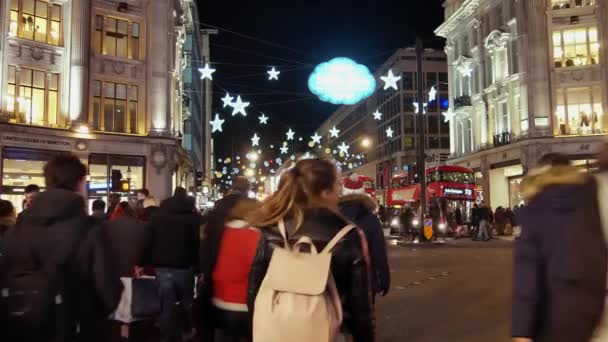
[342, 175, 377, 198]
[387, 165, 476, 207]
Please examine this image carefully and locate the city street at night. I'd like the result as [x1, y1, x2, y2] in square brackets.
[377, 240, 513, 342]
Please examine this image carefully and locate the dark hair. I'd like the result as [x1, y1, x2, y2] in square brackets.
[539, 153, 570, 167]
[116, 201, 135, 218]
[232, 176, 251, 194]
[174, 187, 187, 198]
[0, 200, 15, 218]
[44, 154, 87, 191]
[24, 184, 40, 194]
[109, 193, 121, 206]
[137, 188, 150, 197]
[92, 199, 106, 212]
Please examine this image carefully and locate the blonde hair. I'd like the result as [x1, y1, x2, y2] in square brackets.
[248, 159, 338, 229]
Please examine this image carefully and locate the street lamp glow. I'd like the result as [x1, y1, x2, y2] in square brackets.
[245, 169, 255, 177]
[361, 137, 371, 148]
[247, 152, 259, 162]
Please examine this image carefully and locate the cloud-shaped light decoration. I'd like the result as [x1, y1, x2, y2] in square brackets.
[308, 58, 376, 105]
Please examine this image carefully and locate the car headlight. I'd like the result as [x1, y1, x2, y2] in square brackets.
[390, 218, 400, 227]
[438, 222, 447, 231]
[412, 219, 419, 226]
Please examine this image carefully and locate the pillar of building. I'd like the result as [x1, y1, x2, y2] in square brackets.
[147, 0, 172, 136]
[68, 0, 91, 125]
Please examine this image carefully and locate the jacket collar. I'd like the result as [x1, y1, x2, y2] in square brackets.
[521, 165, 587, 201]
[339, 194, 377, 212]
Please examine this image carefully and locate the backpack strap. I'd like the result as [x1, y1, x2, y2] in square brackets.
[322, 224, 355, 254]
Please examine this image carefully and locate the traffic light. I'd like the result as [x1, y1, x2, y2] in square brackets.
[120, 180, 130, 192]
[195, 171, 203, 187]
[111, 170, 123, 191]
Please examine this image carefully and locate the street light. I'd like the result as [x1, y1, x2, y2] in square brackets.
[361, 137, 371, 149]
[245, 169, 255, 177]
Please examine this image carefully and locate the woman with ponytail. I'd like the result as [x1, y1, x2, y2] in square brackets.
[246, 158, 375, 342]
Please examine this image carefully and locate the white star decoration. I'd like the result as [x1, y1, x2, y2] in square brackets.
[221, 93, 234, 108]
[198, 63, 216, 80]
[231, 96, 250, 116]
[414, 102, 428, 114]
[329, 126, 340, 138]
[210, 114, 225, 133]
[442, 108, 456, 123]
[251, 133, 260, 147]
[386, 127, 394, 138]
[258, 113, 269, 125]
[286, 129, 295, 140]
[311, 133, 322, 145]
[280, 145, 289, 154]
[428, 86, 437, 102]
[461, 64, 473, 78]
[373, 110, 383, 121]
[338, 142, 350, 155]
[267, 67, 280, 80]
[380, 69, 401, 91]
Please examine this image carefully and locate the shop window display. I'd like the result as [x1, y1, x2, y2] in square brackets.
[555, 86, 603, 135]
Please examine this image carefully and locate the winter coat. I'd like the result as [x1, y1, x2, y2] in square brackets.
[340, 194, 390, 296]
[146, 196, 202, 270]
[247, 208, 375, 342]
[512, 165, 605, 342]
[1, 189, 92, 341]
[140, 206, 159, 222]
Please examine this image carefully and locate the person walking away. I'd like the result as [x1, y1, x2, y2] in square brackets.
[339, 175, 390, 298]
[494, 207, 506, 236]
[107, 193, 121, 220]
[198, 196, 260, 341]
[476, 203, 491, 241]
[16, 184, 40, 224]
[504, 207, 515, 235]
[247, 159, 374, 342]
[1, 154, 91, 341]
[140, 197, 160, 222]
[512, 153, 604, 342]
[147, 187, 202, 341]
[90, 199, 106, 226]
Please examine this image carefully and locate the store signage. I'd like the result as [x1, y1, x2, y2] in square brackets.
[444, 187, 473, 197]
[1, 134, 72, 149]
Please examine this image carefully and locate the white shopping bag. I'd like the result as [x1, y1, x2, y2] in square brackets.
[110, 277, 150, 324]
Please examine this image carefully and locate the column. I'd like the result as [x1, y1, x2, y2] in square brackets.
[68, 0, 91, 124]
[147, 0, 171, 136]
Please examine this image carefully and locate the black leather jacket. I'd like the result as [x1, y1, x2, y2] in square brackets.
[247, 208, 375, 342]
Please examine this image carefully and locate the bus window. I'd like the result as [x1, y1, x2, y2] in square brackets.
[440, 172, 475, 183]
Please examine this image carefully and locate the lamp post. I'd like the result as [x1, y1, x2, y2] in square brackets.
[416, 37, 429, 242]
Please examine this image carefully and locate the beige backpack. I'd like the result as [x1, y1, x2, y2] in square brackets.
[252, 219, 355, 342]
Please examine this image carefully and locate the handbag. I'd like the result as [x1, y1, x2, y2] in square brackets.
[131, 276, 161, 318]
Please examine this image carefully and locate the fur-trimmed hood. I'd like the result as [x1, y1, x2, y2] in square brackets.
[521, 165, 587, 201]
[339, 194, 377, 213]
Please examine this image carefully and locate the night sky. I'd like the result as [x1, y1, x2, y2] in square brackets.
[198, 0, 446, 165]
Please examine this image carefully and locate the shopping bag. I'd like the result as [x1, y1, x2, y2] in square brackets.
[111, 277, 137, 323]
[131, 276, 161, 318]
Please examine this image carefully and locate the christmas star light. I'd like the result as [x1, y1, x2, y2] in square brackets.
[373, 110, 383, 121]
[221, 93, 234, 108]
[286, 129, 295, 140]
[311, 132, 322, 145]
[380, 69, 401, 90]
[386, 127, 394, 138]
[413, 102, 428, 114]
[428, 86, 437, 102]
[280, 145, 288, 154]
[338, 142, 350, 155]
[442, 108, 456, 123]
[267, 67, 280, 80]
[258, 113, 269, 124]
[231, 96, 250, 116]
[210, 114, 225, 133]
[198, 63, 216, 80]
[251, 133, 260, 146]
[329, 126, 340, 138]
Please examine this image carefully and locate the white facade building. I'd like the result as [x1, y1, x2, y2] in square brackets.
[318, 48, 449, 205]
[0, 0, 210, 210]
[436, 0, 608, 208]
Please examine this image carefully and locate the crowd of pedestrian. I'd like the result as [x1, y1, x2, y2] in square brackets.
[0, 154, 390, 342]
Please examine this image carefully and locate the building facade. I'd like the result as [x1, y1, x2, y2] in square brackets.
[436, 0, 608, 208]
[318, 48, 450, 205]
[0, 0, 209, 210]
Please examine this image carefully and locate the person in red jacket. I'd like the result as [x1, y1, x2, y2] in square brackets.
[199, 194, 259, 341]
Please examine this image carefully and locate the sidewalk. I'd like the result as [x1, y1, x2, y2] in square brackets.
[387, 235, 515, 247]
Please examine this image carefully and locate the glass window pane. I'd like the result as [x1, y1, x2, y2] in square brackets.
[93, 80, 101, 97]
[8, 66, 16, 84]
[92, 97, 101, 130]
[33, 70, 45, 88]
[35, 1, 48, 17]
[117, 35, 128, 58]
[23, 0, 34, 14]
[115, 100, 126, 133]
[34, 17, 47, 42]
[48, 90, 57, 126]
[130, 85, 138, 100]
[116, 84, 127, 99]
[49, 20, 60, 45]
[589, 27, 598, 42]
[103, 82, 115, 98]
[132, 23, 139, 37]
[104, 102, 114, 131]
[51, 5, 61, 21]
[107, 18, 116, 32]
[117, 19, 128, 34]
[131, 37, 139, 59]
[129, 102, 137, 134]
[95, 15, 103, 30]
[49, 74, 58, 90]
[32, 88, 45, 125]
[21, 69, 33, 86]
[21, 14, 35, 39]
[10, 0, 18, 10]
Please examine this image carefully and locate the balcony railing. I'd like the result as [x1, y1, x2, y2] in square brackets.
[454, 95, 472, 109]
[494, 131, 512, 147]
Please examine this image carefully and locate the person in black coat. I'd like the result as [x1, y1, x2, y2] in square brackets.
[1, 154, 91, 342]
[340, 193, 390, 297]
[247, 160, 374, 342]
[512, 154, 605, 342]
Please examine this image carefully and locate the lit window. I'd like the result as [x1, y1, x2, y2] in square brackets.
[555, 86, 603, 135]
[4, 66, 58, 127]
[553, 27, 599, 68]
[11, 0, 61, 46]
[91, 81, 140, 134]
[95, 15, 141, 60]
[551, 0, 595, 10]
